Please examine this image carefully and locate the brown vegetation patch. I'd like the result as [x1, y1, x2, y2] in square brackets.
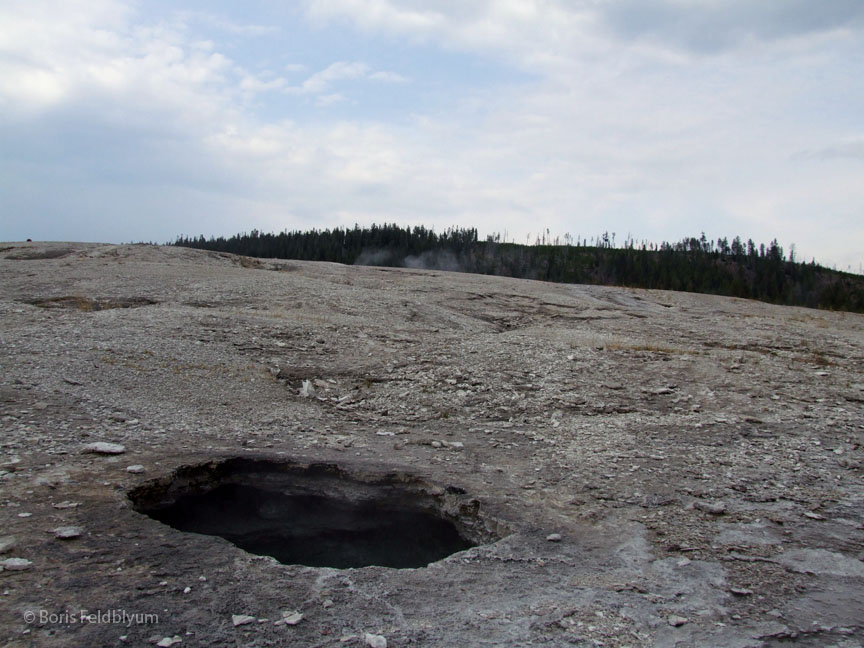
[25, 296, 157, 311]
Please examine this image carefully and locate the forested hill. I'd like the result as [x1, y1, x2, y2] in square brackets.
[173, 225, 864, 313]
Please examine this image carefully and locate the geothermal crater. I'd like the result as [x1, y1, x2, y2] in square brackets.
[128, 458, 499, 569]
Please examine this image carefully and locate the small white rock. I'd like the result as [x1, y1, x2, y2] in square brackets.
[546, 533, 562, 542]
[126, 465, 145, 474]
[281, 611, 303, 626]
[299, 380, 316, 398]
[53, 501, 81, 509]
[0, 536, 16, 554]
[52, 526, 83, 540]
[83, 442, 126, 455]
[365, 633, 387, 648]
[0, 558, 32, 571]
[668, 615, 688, 627]
[232, 614, 256, 627]
[156, 636, 182, 647]
[183, 586, 191, 594]
[694, 500, 727, 515]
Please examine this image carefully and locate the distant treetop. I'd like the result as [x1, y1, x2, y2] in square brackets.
[173, 225, 864, 313]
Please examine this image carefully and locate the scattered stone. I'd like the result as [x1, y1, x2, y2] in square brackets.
[17, 512, 32, 518]
[183, 586, 191, 594]
[546, 533, 562, 542]
[803, 511, 825, 520]
[0, 558, 32, 571]
[364, 633, 387, 648]
[694, 500, 727, 515]
[0, 536, 15, 554]
[83, 442, 126, 455]
[668, 615, 688, 627]
[232, 614, 256, 627]
[322, 599, 334, 609]
[51, 526, 83, 539]
[53, 501, 81, 509]
[299, 380, 316, 398]
[776, 548, 864, 577]
[126, 465, 145, 474]
[156, 636, 182, 647]
[280, 610, 303, 626]
[430, 441, 442, 448]
[729, 587, 753, 596]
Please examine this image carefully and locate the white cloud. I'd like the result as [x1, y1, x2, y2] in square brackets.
[796, 138, 864, 162]
[305, 0, 446, 34]
[173, 10, 282, 38]
[368, 70, 409, 83]
[0, 0, 861, 271]
[239, 75, 287, 93]
[286, 60, 408, 96]
[298, 61, 370, 93]
[303, 0, 603, 73]
[315, 92, 345, 106]
[602, 0, 864, 54]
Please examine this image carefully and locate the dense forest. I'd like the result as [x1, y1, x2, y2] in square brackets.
[173, 224, 864, 313]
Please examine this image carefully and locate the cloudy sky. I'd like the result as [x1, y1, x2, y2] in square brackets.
[1, 1, 862, 271]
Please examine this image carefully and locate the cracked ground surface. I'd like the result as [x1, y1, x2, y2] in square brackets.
[1, 241, 862, 647]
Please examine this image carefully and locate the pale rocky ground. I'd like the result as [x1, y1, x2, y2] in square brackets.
[0, 241, 862, 648]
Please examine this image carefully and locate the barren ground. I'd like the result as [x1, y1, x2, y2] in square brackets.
[1, 242, 862, 648]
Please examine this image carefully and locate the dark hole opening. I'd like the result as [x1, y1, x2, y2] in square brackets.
[129, 459, 496, 569]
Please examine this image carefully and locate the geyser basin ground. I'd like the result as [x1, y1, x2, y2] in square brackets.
[3, 243, 863, 646]
[128, 458, 500, 569]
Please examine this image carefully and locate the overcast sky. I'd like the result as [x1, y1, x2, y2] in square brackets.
[1, 1, 862, 271]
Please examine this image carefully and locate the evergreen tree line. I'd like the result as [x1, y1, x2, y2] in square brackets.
[173, 225, 864, 313]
